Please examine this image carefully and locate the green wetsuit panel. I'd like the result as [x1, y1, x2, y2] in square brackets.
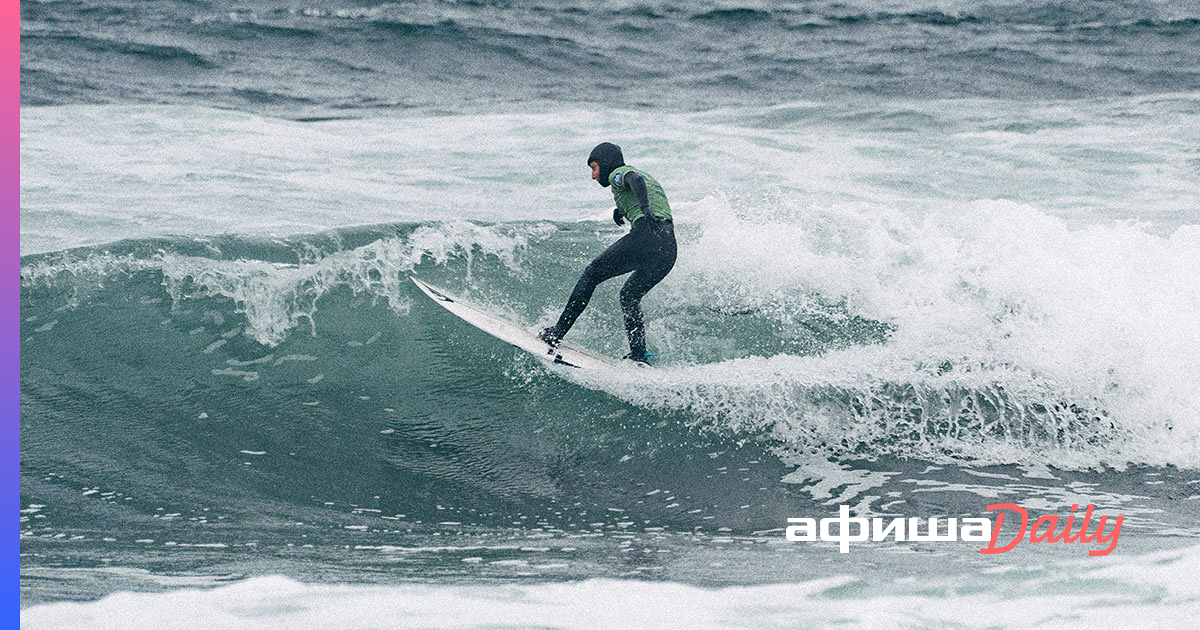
[609, 165, 672, 224]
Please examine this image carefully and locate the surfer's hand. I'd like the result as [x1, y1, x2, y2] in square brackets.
[612, 208, 625, 226]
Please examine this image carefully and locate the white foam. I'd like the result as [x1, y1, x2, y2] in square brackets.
[20, 220, 549, 346]
[579, 197, 1200, 469]
[156, 220, 548, 345]
[21, 96, 1200, 255]
[21, 544, 1200, 630]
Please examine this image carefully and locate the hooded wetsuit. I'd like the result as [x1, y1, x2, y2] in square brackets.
[542, 143, 677, 363]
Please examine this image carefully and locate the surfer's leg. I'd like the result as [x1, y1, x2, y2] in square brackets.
[618, 228, 677, 361]
[618, 268, 668, 361]
[543, 235, 638, 343]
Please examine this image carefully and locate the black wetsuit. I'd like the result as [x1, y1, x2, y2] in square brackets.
[547, 217, 677, 361]
[543, 143, 676, 362]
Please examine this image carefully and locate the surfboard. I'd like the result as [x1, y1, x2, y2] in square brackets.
[410, 276, 622, 370]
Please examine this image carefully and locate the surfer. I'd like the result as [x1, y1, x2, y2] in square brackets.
[539, 142, 677, 364]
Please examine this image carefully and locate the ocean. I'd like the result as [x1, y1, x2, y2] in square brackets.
[19, 0, 1200, 627]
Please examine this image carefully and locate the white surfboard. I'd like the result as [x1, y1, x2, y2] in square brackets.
[410, 276, 621, 370]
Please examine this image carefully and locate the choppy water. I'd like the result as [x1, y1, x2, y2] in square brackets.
[20, 0, 1200, 626]
[20, 0, 1200, 116]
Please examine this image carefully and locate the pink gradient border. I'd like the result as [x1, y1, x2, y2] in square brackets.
[7, 0, 19, 620]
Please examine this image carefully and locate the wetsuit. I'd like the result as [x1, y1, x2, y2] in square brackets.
[542, 148, 677, 363]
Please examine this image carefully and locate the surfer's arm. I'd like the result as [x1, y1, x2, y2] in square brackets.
[612, 207, 625, 226]
[624, 171, 655, 221]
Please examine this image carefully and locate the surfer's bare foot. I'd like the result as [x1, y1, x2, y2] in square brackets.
[538, 326, 562, 346]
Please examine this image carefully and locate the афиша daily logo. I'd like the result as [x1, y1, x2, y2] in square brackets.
[785, 504, 1124, 556]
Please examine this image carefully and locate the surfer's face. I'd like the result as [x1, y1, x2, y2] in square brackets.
[589, 161, 601, 185]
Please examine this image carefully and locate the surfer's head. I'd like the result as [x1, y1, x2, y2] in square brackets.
[587, 142, 624, 187]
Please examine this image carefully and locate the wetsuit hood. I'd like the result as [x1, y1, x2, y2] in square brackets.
[588, 142, 624, 187]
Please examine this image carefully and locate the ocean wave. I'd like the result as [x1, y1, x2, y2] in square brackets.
[21, 207, 1200, 470]
[21, 221, 546, 344]
[22, 31, 217, 69]
[20, 0, 1200, 112]
[821, 10, 979, 27]
[690, 8, 774, 23]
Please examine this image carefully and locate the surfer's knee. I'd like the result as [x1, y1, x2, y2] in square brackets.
[621, 271, 659, 304]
